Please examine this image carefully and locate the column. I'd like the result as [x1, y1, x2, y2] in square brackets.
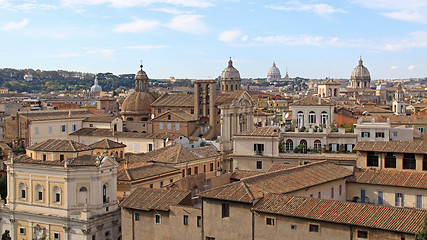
[209, 83, 216, 134]
[194, 83, 199, 116]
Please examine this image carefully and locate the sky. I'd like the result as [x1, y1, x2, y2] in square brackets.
[0, 0, 426, 80]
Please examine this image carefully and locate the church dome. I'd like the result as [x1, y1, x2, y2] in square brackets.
[351, 58, 370, 80]
[121, 91, 155, 114]
[267, 62, 281, 81]
[90, 76, 102, 91]
[221, 58, 240, 80]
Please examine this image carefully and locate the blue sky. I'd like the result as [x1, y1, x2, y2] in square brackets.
[0, 0, 426, 80]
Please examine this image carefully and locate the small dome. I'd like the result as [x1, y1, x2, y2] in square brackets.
[135, 65, 148, 81]
[221, 58, 240, 80]
[267, 62, 281, 81]
[90, 76, 102, 91]
[122, 91, 155, 114]
[351, 58, 370, 80]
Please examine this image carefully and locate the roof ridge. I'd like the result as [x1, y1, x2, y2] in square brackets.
[241, 181, 256, 201]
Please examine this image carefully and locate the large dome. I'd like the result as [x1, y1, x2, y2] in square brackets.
[267, 62, 281, 81]
[90, 76, 102, 91]
[351, 58, 370, 79]
[121, 91, 155, 114]
[221, 59, 240, 80]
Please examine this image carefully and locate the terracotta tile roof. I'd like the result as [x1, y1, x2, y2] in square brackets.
[70, 128, 171, 139]
[13, 154, 106, 167]
[19, 109, 103, 121]
[354, 141, 427, 154]
[389, 115, 427, 125]
[27, 139, 92, 152]
[118, 163, 180, 181]
[348, 168, 427, 189]
[83, 116, 118, 122]
[234, 126, 281, 137]
[199, 161, 353, 203]
[291, 96, 333, 106]
[318, 79, 340, 85]
[252, 194, 427, 235]
[152, 110, 198, 122]
[188, 145, 220, 159]
[119, 187, 191, 211]
[89, 138, 126, 149]
[267, 164, 293, 172]
[230, 170, 263, 181]
[217, 90, 250, 108]
[151, 93, 194, 107]
[0, 141, 11, 150]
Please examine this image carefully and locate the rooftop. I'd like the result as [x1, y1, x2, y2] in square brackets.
[118, 163, 180, 182]
[291, 96, 333, 106]
[348, 168, 427, 189]
[70, 128, 175, 139]
[354, 141, 427, 154]
[234, 126, 281, 137]
[27, 139, 92, 152]
[88, 138, 126, 149]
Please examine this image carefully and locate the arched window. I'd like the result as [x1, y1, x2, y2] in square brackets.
[78, 186, 88, 205]
[19, 182, 27, 200]
[52, 186, 61, 203]
[231, 85, 234, 91]
[297, 111, 304, 128]
[308, 111, 316, 124]
[35, 184, 44, 201]
[300, 140, 307, 154]
[103, 184, 109, 204]
[321, 111, 328, 126]
[120, 151, 123, 158]
[314, 140, 322, 151]
[285, 139, 293, 152]
[127, 117, 134, 121]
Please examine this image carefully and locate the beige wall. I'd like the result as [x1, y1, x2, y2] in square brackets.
[233, 136, 280, 157]
[254, 212, 414, 240]
[26, 149, 92, 161]
[203, 198, 253, 240]
[122, 208, 171, 240]
[357, 151, 425, 172]
[29, 119, 85, 146]
[169, 205, 202, 240]
[347, 182, 427, 209]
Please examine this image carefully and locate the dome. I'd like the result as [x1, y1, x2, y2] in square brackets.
[221, 59, 240, 80]
[121, 91, 155, 114]
[135, 67, 148, 81]
[90, 76, 102, 91]
[267, 62, 281, 81]
[351, 58, 370, 80]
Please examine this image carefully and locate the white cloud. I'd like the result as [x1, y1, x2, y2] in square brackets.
[255, 35, 326, 46]
[123, 45, 170, 51]
[241, 35, 248, 41]
[390, 65, 398, 70]
[151, 8, 189, 14]
[381, 31, 427, 51]
[265, 2, 346, 16]
[166, 15, 208, 34]
[0, 18, 28, 31]
[114, 19, 160, 33]
[408, 65, 415, 70]
[61, 0, 213, 8]
[218, 30, 243, 42]
[353, 0, 427, 23]
[0, 1, 57, 11]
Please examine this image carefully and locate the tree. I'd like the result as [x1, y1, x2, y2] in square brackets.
[2, 230, 11, 240]
[416, 216, 427, 240]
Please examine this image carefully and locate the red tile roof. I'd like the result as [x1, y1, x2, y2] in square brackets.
[252, 194, 427, 234]
[119, 187, 191, 211]
[199, 161, 352, 203]
[234, 126, 281, 137]
[354, 141, 427, 154]
[27, 139, 92, 152]
[291, 96, 333, 106]
[118, 164, 180, 181]
[88, 138, 126, 149]
[348, 168, 427, 189]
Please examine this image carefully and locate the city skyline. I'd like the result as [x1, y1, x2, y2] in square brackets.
[0, 0, 426, 79]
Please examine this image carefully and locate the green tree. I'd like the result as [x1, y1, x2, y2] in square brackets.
[2, 230, 11, 240]
[416, 216, 427, 240]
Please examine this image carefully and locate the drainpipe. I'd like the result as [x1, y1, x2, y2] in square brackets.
[252, 210, 255, 240]
[201, 199, 204, 240]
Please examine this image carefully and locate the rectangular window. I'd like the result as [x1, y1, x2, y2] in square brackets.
[331, 187, 334, 199]
[395, 193, 404, 207]
[254, 144, 264, 156]
[150, 184, 153, 188]
[197, 216, 202, 227]
[378, 191, 383, 205]
[222, 203, 229, 218]
[72, 124, 77, 132]
[48, 126, 52, 134]
[135, 212, 140, 221]
[375, 132, 384, 138]
[176, 123, 180, 130]
[361, 132, 370, 138]
[43, 154, 47, 161]
[309, 224, 319, 232]
[147, 144, 153, 152]
[339, 185, 342, 196]
[60, 125, 66, 132]
[187, 168, 192, 175]
[403, 153, 416, 169]
[60, 154, 64, 161]
[155, 214, 161, 224]
[367, 152, 379, 167]
[210, 163, 214, 171]
[256, 161, 263, 170]
[159, 123, 163, 130]
[206, 237, 215, 240]
[318, 192, 321, 199]
[38, 191, 43, 201]
[20, 228, 25, 235]
[158, 108, 161, 114]
[385, 153, 396, 168]
[170, 179, 173, 183]
[21, 189, 26, 199]
[89, 124, 94, 128]
[160, 181, 163, 188]
[416, 195, 422, 209]
[393, 132, 398, 137]
[183, 215, 189, 225]
[357, 230, 368, 239]
[203, 165, 206, 173]
[417, 128, 425, 133]
[168, 115, 171, 120]
[56, 193, 60, 202]
[167, 123, 172, 130]
[361, 189, 366, 203]
[54, 233, 60, 240]
[291, 225, 297, 230]
[195, 166, 199, 174]
[134, 143, 139, 152]
[266, 217, 275, 226]
[35, 127, 39, 135]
